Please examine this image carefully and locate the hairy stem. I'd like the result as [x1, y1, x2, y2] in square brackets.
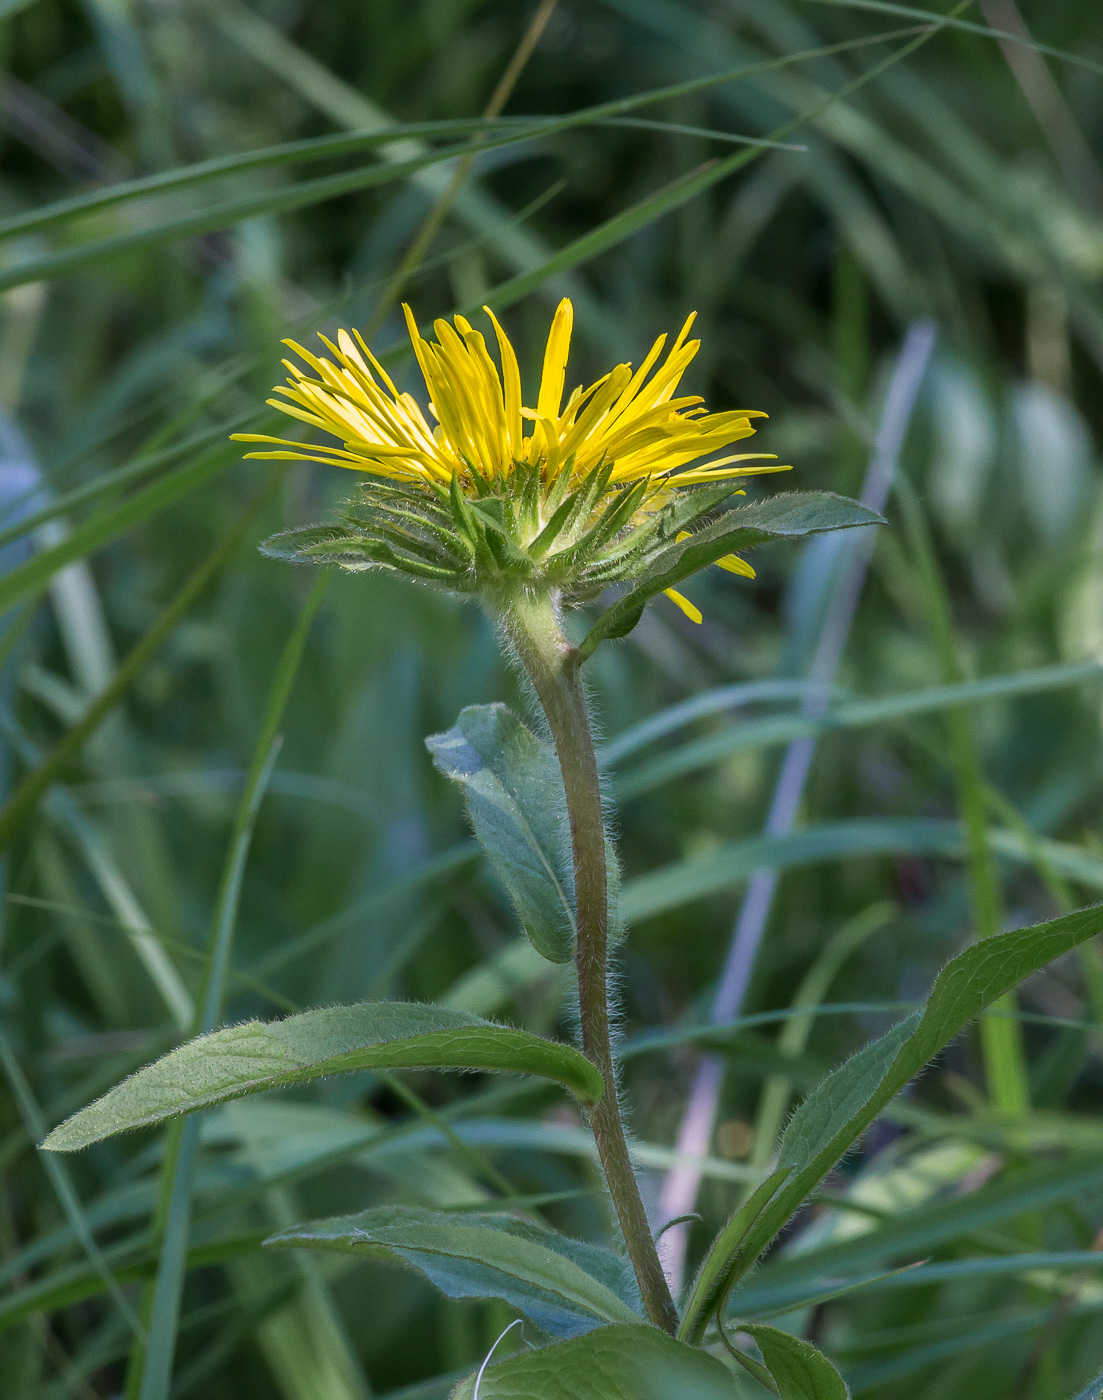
[499, 590, 678, 1335]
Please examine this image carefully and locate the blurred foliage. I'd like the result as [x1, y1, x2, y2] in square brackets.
[2, 0, 1103, 1396]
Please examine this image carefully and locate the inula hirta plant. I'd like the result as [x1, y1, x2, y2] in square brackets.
[43, 305, 1103, 1399]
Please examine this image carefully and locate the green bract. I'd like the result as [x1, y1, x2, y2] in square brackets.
[262, 476, 882, 627]
[261, 467, 731, 597]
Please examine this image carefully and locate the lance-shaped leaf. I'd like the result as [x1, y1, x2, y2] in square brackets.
[428, 704, 577, 962]
[266, 1206, 641, 1338]
[579, 492, 883, 659]
[450, 1324, 739, 1399]
[677, 1167, 791, 1343]
[41, 1002, 603, 1151]
[730, 1326, 848, 1400]
[723, 903, 1103, 1289]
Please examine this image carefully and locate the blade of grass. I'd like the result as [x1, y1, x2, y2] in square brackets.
[0, 23, 929, 249]
[0, 118, 548, 243]
[0, 136, 550, 293]
[614, 659, 1103, 797]
[0, 414, 256, 557]
[800, 0, 1103, 78]
[477, 27, 949, 318]
[599, 678, 844, 766]
[251, 842, 478, 978]
[0, 1029, 144, 1340]
[0, 0, 41, 22]
[0, 20, 941, 298]
[0, 441, 237, 619]
[124, 573, 327, 1400]
[360, 0, 560, 340]
[48, 785, 194, 1030]
[619, 815, 1103, 923]
[211, 0, 908, 349]
[984, 781, 1103, 1129]
[841, 1296, 1103, 1388]
[0, 482, 275, 849]
[895, 472, 1029, 1115]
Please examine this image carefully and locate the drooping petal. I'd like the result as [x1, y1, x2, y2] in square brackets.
[664, 587, 703, 623]
[716, 554, 756, 578]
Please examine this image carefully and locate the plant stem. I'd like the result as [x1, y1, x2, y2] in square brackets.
[500, 589, 679, 1335]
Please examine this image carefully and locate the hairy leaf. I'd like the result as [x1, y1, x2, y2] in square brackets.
[266, 1206, 640, 1338]
[427, 704, 577, 962]
[735, 1325, 848, 1400]
[728, 904, 1103, 1283]
[678, 1167, 791, 1343]
[450, 1324, 738, 1399]
[579, 493, 883, 658]
[42, 1002, 603, 1151]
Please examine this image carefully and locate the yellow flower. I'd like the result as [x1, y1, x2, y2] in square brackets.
[235, 300, 789, 618]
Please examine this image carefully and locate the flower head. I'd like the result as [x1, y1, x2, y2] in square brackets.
[236, 300, 789, 619]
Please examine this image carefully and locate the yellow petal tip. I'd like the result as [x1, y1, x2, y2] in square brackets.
[664, 588, 703, 624]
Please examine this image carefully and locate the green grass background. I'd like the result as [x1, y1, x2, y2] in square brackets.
[2, 0, 1103, 1395]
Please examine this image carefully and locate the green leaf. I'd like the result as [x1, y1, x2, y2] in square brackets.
[427, 705, 577, 963]
[678, 1167, 791, 1343]
[265, 1206, 641, 1338]
[735, 1326, 848, 1400]
[725, 1342, 778, 1396]
[579, 493, 883, 659]
[41, 1002, 603, 1151]
[449, 1324, 739, 1400]
[729, 904, 1103, 1280]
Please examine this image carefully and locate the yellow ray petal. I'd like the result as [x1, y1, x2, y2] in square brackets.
[457, 322, 512, 475]
[247, 301, 784, 566]
[669, 311, 697, 357]
[536, 298, 574, 423]
[483, 305, 524, 458]
[519, 410, 562, 479]
[664, 588, 703, 623]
